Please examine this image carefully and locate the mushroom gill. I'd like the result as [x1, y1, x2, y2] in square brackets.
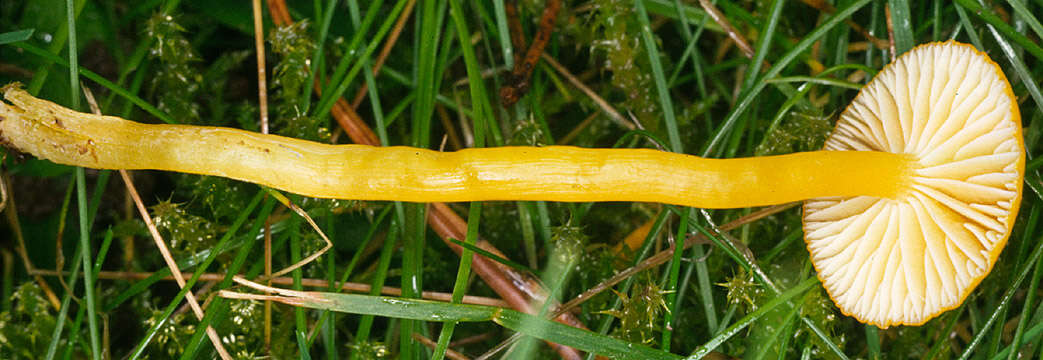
[804, 41, 1024, 327]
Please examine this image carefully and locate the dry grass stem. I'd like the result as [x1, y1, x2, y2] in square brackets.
[252, 0, 269, 135]
[263, 190, 333, 278]
[699, 0, 755, 58]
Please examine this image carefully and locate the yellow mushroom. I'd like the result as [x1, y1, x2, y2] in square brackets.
[805, 41, 1023, 327]
[0, 41, 1023, 327]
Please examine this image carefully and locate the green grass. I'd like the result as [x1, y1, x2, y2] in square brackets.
[1, 0, 1043, 358]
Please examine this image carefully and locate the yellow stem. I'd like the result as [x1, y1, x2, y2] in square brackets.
[0, 86, 913, 208]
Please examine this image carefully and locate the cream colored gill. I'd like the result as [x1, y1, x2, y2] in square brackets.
[804, 41, 1024, 328]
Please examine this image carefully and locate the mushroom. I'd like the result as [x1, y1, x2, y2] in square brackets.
[804, 41, 1023, 327]
[0, 41, 1023, 327]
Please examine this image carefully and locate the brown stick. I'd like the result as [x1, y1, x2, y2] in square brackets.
[329, 96, 381, 146]
[500, 0, 562, 107]
[265, 0, 292, 25]
[699, 0, 755, 58]
[504, 0, 527, 67]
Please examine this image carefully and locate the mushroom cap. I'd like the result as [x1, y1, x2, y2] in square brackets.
[803, 41, 1025, 327]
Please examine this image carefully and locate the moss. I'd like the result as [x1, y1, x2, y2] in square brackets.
[0, 283, 58, 358]
[146, 13, 203, 124]
[602, 276, 669, 345]
[589, 0, 661, 133]
[143, 309, 196, 358]
[799, 288, 845, 360]
[269, 21, 327, 142]
[218, 299, 263, 359]
[720, 267, 764, 311]
[507, 114, 548, 146]
[150, 199, 218, 257]
[755, 111, 833, 156]
[347, 340, 390, 359]
[570, 244, 620, 322]
[550, 219, 586, 269]
[179, 175, 256, 222]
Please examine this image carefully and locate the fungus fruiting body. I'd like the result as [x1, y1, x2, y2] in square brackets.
[805, 41, 1023, 327]
[0, 41, 1023, 327]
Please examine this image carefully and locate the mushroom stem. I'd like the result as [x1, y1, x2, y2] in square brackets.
[0, 85, 913, 208]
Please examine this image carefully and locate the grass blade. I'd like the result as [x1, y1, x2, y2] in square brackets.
[633, 0, 681, 152]
[0, 29, 33, 45]
[65, 0, 101, 358]
[44, 246, 83, 360]
[1005, 0, 1043, 41]
[887, 0, 914, 54]
[953, 0, 1043, 60]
